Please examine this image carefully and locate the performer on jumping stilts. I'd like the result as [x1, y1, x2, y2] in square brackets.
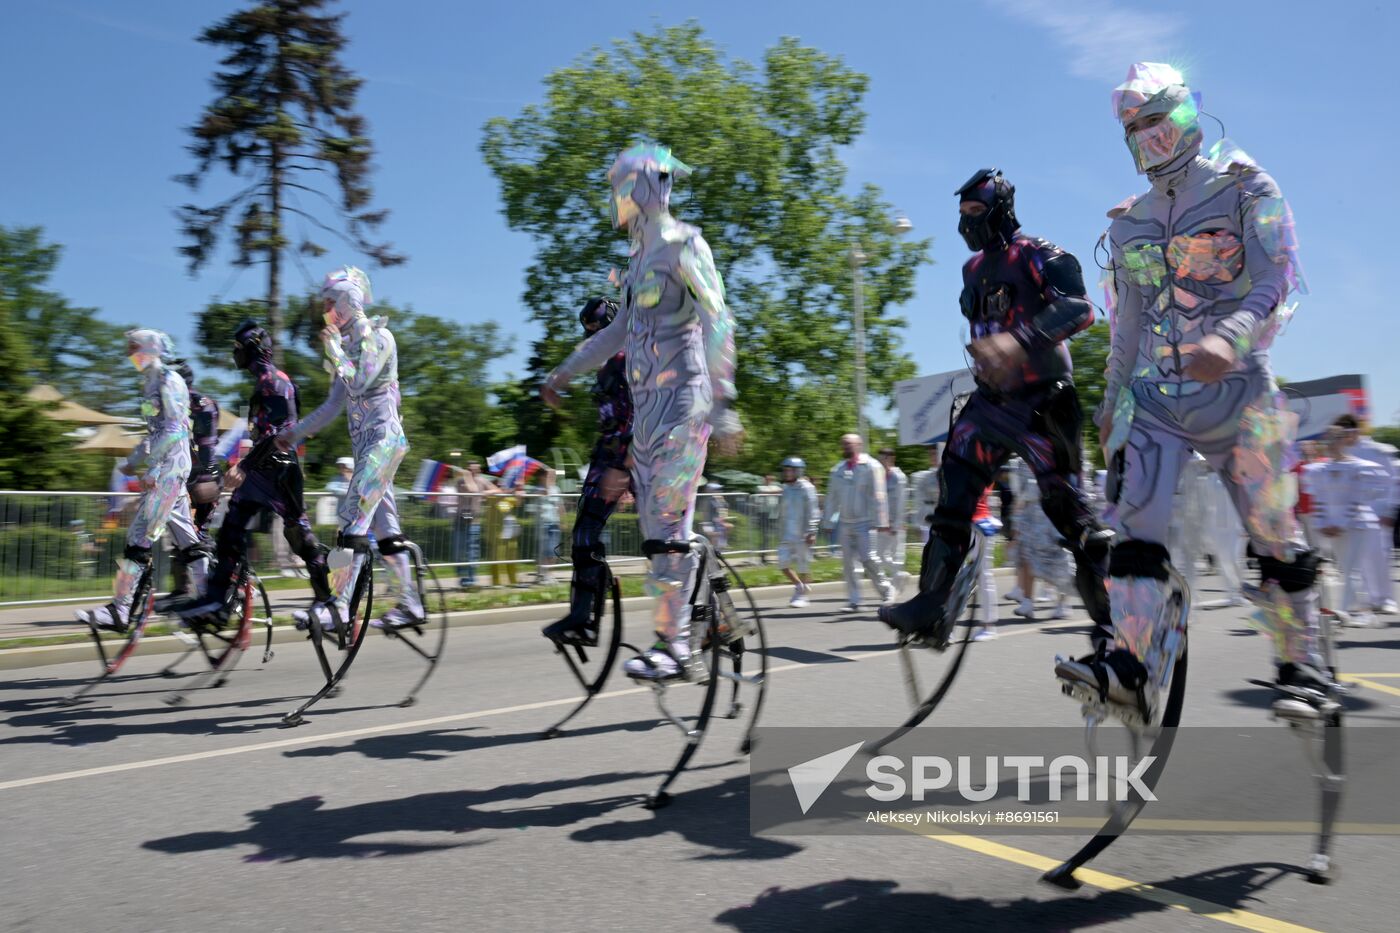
[543, 143, 743, 681]
[542, 296, 634, 646]
[77, 330, 209, 631]
[155, 358, 221, 611]
[180, 322, 334, 625]
[1055, 62, 1325, 720]
[281, 266, 421, 631]
[878, 169, 1112, 647]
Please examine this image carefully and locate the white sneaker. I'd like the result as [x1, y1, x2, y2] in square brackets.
[790, 596, 810, 608]
[841, 604, 861, 614]
[372, 604, 425, 630]
[1013, 598, 1036, 619]
[972, 626, 998, 641]
[623, 642, 689, 680]
[76, 603, 128, 633]
[292, 603, 339, 632]
[1379, 600, 1398, 615]
[1005, 586, 1023, 604]
[1345, 611, 1375, 628]
[1050, 601, 1069, 620]
[880, 582, 896, 605]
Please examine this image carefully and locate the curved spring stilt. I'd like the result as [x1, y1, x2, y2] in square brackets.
[714, 551, 768, 755]
[1042, 567, 1191, 890]
[379, 542, 449, 708]
[162, 570, 274, 706]
[869, 533, 986, 755]
[541, 568, 625, 739]
[642, 540, 768, 809]
[280, 558, 373, 728]
[64, 568, 156, 705]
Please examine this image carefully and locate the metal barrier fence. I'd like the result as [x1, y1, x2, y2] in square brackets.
[0, 489, 928, 607]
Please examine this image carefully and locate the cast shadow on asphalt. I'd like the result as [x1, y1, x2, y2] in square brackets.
[1223, 685, 1380, 715]
[0, 695, 382, 746]
[281, 717, 671, 762]
[711, 861, 1312, 932]
[569, 773, 802, 861]
[141, 765, 792, 863]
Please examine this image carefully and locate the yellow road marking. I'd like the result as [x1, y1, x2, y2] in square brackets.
[914, 829, 1326, 933]
[1341, 675, 1400, 698]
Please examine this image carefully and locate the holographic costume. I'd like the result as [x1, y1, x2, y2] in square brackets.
[1058, 63, 1321, 717]
[287, 266, 418, 630]
[880, 170, 1111, 645]
[547, 144, 741, 680]
[543, 297, 635, 643]
[77, 330, 208, 631]
[183, 322, 333, 623]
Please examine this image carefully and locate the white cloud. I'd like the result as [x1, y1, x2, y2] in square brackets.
[987, 0, 1184, 80]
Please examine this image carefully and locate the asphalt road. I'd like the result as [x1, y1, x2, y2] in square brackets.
[2, 571, 1398, 933]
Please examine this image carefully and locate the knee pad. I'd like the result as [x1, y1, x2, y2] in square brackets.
[335, 531, 372, 554]
[1257, 549, 1319, 594]
[377, 534, 411, 556]
[123, 544, 153, 565]
[1109, 539, 1171, 581]
[642, 538, 693, 558]
[175, 541, 213, 564]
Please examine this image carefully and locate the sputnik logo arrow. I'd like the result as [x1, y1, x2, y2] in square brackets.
[787, 741, 864, 814]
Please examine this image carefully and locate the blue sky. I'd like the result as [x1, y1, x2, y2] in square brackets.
[4, 0, 1397, 425]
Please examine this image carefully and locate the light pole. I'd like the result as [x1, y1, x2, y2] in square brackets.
[849, 212, 914, 445]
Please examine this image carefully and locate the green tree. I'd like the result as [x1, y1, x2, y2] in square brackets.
[481, 23, 931, 475]
[177, 0, 403, 366]
[1070, 320, 1111, 466]
[0, 225, 130, 413]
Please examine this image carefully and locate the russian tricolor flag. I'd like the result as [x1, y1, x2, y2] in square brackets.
[412, 459, 454, 500]
[487, 445, 544, 490]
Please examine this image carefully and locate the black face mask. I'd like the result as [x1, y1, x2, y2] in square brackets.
[954, 168, 1019, 252]
[958, 211, 1000, 252]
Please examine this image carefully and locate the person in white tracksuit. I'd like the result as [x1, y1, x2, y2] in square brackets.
[1304, 421, 1392, 626]
[1169, 453, 1247, 608]
[877, 447, 910, 591]
[778, 457, 819, 606]
[1343, 419, 1399, 613]
[821, 434, 893, 612]
[910, 445, 942, 543]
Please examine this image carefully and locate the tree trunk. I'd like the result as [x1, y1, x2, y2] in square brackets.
[268, 146, 283, 368]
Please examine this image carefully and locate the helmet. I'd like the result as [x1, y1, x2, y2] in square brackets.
[1111, 62, 1202, 175]
[578, 296, 619, 331]
[955, 168, 1019, 252]
[172, 358, 195, 391]
[319, 265, 373, 331]
[607, 143, 691, 229]
[125, 329, 175, 372]
[780, 456, 806, 477]
[232, 319, 273, 371]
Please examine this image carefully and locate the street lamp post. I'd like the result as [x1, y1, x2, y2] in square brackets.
[849, 212, 914, 446]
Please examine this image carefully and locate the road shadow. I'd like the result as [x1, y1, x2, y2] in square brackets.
[0, 695, 380, 747]
[571, 773, 802, 862]
[712, 861, 1314, 932]
[1223, 685, 1380, 714]
[143, 766, 732, 863]
[283, 717, 666, 762]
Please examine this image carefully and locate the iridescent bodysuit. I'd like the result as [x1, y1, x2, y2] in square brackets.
[548, 146, 739, 673]
[288, 267, 417, 624]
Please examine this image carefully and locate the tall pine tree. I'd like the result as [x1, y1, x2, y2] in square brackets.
[177, 0, 403, 364]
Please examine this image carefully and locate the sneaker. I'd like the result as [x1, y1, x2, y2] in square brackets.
[1005, 586, 1024, 604]
[1054, 649, 1147, 712]
[1272, 663, 1338, 722]
[76, 603, 128, 634]
[623, 641, 688, 680]
[372, 604, 425, 630]
[292, 603, 338, 632]
[1013, 598, 1036, 619]
[152, 589, 191, 614]
[177, 598, 231, 629]
[841, 604, 861, 614]
[879, 582, 897, 606]
[1050, 600, 1069, 621]
[972, 626, 998, 641]
[1378, 600, 1399, 615]
[1344, 611, 1375, 628]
